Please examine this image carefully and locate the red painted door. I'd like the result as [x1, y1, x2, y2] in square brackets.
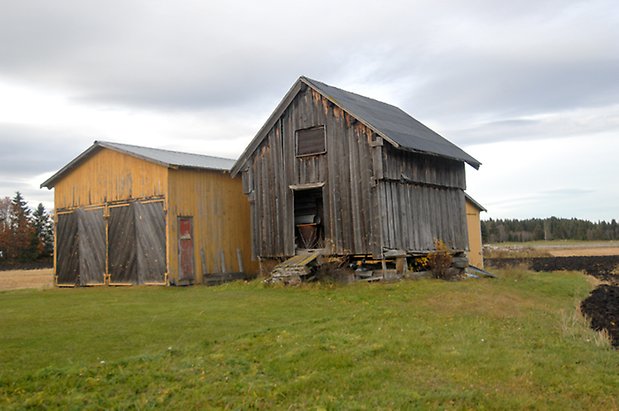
[178, 217, 195, 281]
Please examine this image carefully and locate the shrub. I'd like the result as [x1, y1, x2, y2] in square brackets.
[427, 239, 454, 279]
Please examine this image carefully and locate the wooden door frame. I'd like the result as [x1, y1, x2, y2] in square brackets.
[291, 184, 326, 252]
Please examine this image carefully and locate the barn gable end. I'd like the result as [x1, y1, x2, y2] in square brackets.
[49, 146, 169, 210]
[233, 76, 479, 261]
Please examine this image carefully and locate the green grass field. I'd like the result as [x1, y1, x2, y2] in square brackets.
[1, 270, 618, 409]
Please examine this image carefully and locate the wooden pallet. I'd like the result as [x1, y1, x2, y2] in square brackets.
[269, 252, 321, 284]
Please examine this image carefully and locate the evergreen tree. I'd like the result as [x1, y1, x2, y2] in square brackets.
[480, 220, 489, 243]
[0, 197, 11, 260]
[10, 192, 38, 261]
[32, 203, 54, 257]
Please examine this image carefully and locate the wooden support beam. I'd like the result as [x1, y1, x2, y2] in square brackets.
[236, 248, 244, 273]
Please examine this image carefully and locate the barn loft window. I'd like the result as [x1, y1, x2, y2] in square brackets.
[296, 126, 326, 156]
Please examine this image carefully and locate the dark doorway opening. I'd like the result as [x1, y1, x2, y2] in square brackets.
[178, 216, 195, 283]
[293, 188, 324, 250]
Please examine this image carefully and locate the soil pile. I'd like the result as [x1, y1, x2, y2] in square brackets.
[581, 285, 619, 348]
[529, 256, 619, 279]
[485, 255, 619, 277]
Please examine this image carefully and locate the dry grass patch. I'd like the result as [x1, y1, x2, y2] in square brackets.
[0, 269, 53, 291]
[420, 286, 539, 319]
[548, 247, 619, 257]
[560, 306, 612, 349]
[484, 246, 552, 259]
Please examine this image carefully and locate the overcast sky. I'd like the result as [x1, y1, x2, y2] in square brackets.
[1, 0, 617, 220]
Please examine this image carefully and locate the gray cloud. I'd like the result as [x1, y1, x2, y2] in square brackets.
[543, 188, 596, 196]
[2, 0, 616, 117]
[446, 104, 619, 145]
[403, 54, 619, 123]
[0, 124, 91, 208]
[0, 125, 84, 172]
[0, 0, 617, 219]
[0, 0, 354, 110]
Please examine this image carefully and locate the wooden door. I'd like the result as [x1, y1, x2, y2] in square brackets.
[108, 204, 137, 284]
[135, 201, 166, 283]
[76, 207, 106, 286]
[178, 217, 195, 281]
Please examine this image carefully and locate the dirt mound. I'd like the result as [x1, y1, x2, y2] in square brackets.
[529, 256, 619, 279]
[580, 285, 619, 348]
[485, 255, 619, 277]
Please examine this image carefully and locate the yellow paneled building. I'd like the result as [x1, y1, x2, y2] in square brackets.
[465, 194, 486, 268]
[42, 141, 256, 286]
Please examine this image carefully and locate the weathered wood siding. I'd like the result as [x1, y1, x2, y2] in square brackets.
[381, 145, 466, 189]
[167, 168, 257, 282]
[377, 181, 468, 252]
[378, 145, 468, 251]
[244, 86, 470, 257]
[245, 87, 377, 257]
[53, 148, 168, 210]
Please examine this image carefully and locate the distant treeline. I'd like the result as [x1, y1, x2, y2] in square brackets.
[481, 217, 619, 243]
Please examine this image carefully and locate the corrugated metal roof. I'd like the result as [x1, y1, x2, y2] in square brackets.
[98, 141, 235, 171]
[41, 141, 235, 189]
[302, 77, 481, 169]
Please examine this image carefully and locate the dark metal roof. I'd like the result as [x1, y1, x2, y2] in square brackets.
[302, 77, 481, 169]
[232, 76, 480, 175]
[41, 141, 235, 189]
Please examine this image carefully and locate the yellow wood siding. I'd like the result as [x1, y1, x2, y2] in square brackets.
[465, 199, 484, 268]
[53, 148, 168, 210]
[167, 168, 257, 282]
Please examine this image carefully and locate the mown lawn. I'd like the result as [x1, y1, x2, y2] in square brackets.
[1, 270, 617, 409]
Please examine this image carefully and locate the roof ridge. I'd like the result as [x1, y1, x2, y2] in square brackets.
[301, 76, 403, 111]
[97, 140, 235, 161]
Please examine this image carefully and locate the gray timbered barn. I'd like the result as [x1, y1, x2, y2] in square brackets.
[232, 76, 480, 265]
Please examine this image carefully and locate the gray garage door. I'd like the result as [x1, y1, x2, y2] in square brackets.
[55, 208, 106, 286]
[56, 212, 79, 285]
[109, 201, 166, 284]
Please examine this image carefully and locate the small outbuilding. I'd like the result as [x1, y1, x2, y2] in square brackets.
[232, 76, 481, 270]
[42, 141, 256, 286]
[465, 194, 487, 268]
